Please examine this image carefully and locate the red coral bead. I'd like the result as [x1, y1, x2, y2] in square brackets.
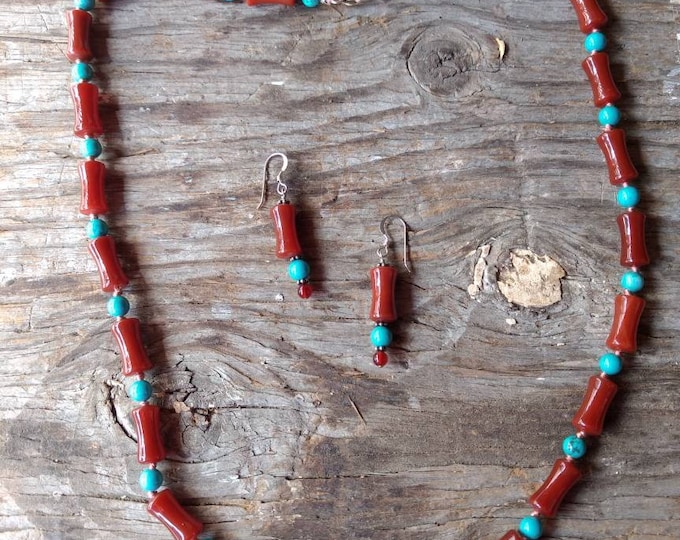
[582, 52, 621, 108]
[606, 293, 646, 354]
[297, 283, 313, 299]
[597, 129, 638, 186]
[572, 375, 618, 437]
[147, 489, 204, 540]
[270, 203, 303, 259]
[70, 82, 104, 138]
[500, 531, 524, 540]
[131, 404, 166, 464]
[88, 236, 129, 293]
[111, 318, 152, 376]
[617, 210, 650, 268]
[369, 265, 398, 324]
[66, 9, 93, 62]
[79, 160, 108, 215]
[570, 0, 608, 33]
[529, 458, 582, 518]
[373, 350, 389, 367]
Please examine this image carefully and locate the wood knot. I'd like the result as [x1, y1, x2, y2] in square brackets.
[497, 249, 566, 309]
[404, 25, 503, 98]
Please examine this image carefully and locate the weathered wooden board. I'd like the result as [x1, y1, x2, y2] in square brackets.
[0, 0, 678, 538]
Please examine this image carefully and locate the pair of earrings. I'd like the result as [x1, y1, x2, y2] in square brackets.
[258, 153, 412, 368]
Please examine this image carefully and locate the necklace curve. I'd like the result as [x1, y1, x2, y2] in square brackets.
[64, 0, 650, 538]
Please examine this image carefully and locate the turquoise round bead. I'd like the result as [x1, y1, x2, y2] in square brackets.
[107, 295, 130, 317]
[81, 138, 102, 159]
[74, 0, 96, 10]
[584, 31, 607, 53]
[302, 0, 321, 6]
[370, 325, 393, 348]
[71, 62, 94, 82]
[128, 380, 153, 402]
[518, 515, 543, 540]
[86, 218, 108, 239]
[139, 467, 163, 492]
[598, 105, 621, 126]
[621, 270, 644, 293]
[599, 352, 623, 376]
[288, 259, 310, 282]
[562, 434, 587, 459]
[616, 185, 640, 208]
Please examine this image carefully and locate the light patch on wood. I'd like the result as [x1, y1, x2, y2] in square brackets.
[495, 37, 506, 61]
[497, 249, 566, 308]
[467, 244, 491, 297]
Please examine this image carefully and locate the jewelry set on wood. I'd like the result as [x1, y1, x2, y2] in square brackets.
[65, 0, 650, 538]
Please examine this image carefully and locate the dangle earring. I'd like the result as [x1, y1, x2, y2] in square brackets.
[258, 153, 313, 299]
[369, 215, 411, 367]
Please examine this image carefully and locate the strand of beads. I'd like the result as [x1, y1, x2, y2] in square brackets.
[500, 1, 649, 539]
[221, 0, 363, 8]
[66, 1, 205, 539]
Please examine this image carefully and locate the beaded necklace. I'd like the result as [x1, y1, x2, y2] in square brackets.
[65, 0, 649, 538]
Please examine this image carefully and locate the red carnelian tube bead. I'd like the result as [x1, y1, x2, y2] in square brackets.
[570, 0, 608, 33]
[582, 53, 621, 108]
[606, 293, 646, 354]
[79, 160, 108, 215]
[66, 9, 93, 62]
[369, 265, 398, 323]
[270, 203, 303, 259]
[131, 404, 166, 464]
[500, 532, 524, 540]
[88, 236, 129, 293]
[148, 489, 204, 540]
[246, 0, 296, 5]
[529, 458, 582, 518]
[572, 375, 618, 436]
[111, 318, 152, 376]
[70, 82, 104, 138]
[597, 129, 639, 185]
[617, 210, 650, 268]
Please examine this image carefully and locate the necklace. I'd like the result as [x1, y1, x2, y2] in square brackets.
[63, 0, 651, 538]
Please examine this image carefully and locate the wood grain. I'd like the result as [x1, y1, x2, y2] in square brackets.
[0, 1, 678, 539]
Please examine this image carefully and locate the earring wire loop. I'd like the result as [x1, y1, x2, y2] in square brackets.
[258, 152, 289, 210]
[377, 215, 411, 273]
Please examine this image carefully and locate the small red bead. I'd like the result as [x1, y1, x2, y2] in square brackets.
[297, 283, 313, 299]
[500, 532, 524, 540]
[373, 350, 389, 367]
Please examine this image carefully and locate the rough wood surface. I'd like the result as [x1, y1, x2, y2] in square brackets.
[0, 1, 678, 539]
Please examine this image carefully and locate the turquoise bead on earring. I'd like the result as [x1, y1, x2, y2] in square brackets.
[288, 258, 310, 282]
[617, 185, 640, 208]
[301, 0, 320, 6]
[621, 270, 644, 293]
[86, 218, 108, 239]
[599, 352, 623, 376]
[562, 434, 587, 459]
[139, 467, 163, 492]
[518, 515, 543, 540]
[128, 380, 153, 402]
[107, 295, 130, 317]
[72, 62, 94, 82]
[370, 325, 392, 348]
[81, 138, 102, 159]
[584, 31, 607, 53]
[598, 105, 621, 126]
[74, 0, 96, 10]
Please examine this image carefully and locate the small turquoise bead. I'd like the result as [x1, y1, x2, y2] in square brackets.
[107, 295, 130, 317]
[288, 259, 310, 282]
[81, 138, 102, 159]
[128, 380, 153, 402]
[617, 185, 640, 208]
[370, 325, 393, 348]
[302, 0, 321, 6]
[621, 270, 644, 293]
[599, 352, 623, 376]
[584, 31, 607, 53]
[598, 105, 621, 127]
[74, 0, 96, 10]
[139, 467, 163, 492]
[518, 515, 543, 540]
[562, 435, 587, 459]
[86, 218, 108, 239]
[71, 62, 94, 82]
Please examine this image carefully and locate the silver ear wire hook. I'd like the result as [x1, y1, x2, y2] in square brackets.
[377, 215, 411, 273]
[258, 152, 289, 210]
